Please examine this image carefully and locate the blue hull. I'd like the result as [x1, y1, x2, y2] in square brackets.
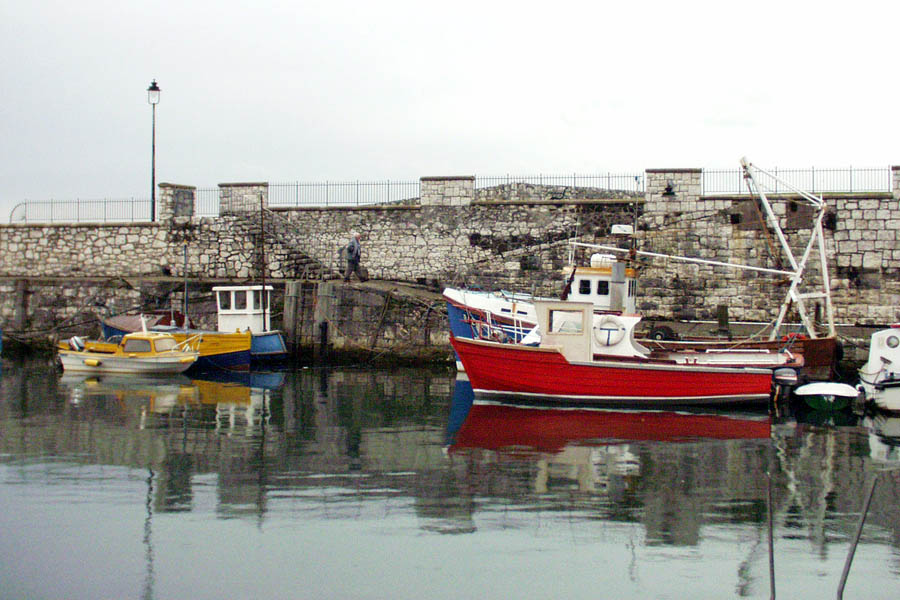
[190, 369, 286, 390]
[194, 349, 252, 371]
[251, 331, 288, 361]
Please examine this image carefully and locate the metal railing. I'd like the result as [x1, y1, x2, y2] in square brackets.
[475, 172, 645, 193]
[269, 180, 421, 207]
[7, 167, 894, 223]
[702, 166, 892, 195]
[8, 198, 151, 224]
[195, 188, 220, 217]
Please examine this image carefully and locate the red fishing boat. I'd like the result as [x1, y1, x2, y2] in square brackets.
[451, 300, 801, 407]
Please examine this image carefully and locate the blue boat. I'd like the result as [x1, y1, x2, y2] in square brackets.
[213, 285, 288, 363]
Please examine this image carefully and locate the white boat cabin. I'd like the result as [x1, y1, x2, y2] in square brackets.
[565, 254, 637, 314]
[533, 300, 796, 368]
[213, 285, 274, 334]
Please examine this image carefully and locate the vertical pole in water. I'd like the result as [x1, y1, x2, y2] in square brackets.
[767, 442, 776, 600]
[837, 475, 878, 599]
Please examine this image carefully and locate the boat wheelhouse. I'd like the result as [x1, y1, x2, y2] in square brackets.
[212, 285, 288, 361]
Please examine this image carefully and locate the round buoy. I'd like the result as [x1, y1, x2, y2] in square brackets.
[593, 316, 627, 346]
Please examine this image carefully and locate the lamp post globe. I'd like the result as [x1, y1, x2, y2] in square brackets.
[147, 79, 160, 221]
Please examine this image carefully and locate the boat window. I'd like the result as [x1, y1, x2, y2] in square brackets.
[596, 281, 609, 296]
[252, 290, 262, 310]
[629, 280, 636, 297]
[235, 291, 247, 310]
[578, 280, 590, 295]
[549, 309, 583, 334]
[123, 339, 152, 353]
[154, 338, 177, 352]
[218, 291, 231, 310]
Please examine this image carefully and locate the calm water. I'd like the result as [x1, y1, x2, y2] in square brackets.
[1, 357, 899, 600]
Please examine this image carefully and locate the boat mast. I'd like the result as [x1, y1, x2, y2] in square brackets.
[741, 158, 835, 338]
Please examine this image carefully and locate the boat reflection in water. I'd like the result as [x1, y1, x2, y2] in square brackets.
[864, 413, 900, 465]
[447, 374, 771, 497]
[59, 369, 285, 433]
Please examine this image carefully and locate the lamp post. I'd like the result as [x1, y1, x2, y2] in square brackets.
[147, 79, 160, 221]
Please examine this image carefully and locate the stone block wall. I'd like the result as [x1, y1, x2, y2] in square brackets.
[420, 176, 474, 206]
[2, 167, 900, 339]
[219, 182, 268, 214]
[158, 183, 196, 220]
[893, 166, 900, 200]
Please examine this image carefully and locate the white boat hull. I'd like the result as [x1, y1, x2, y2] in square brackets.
[858, 326, 900, 412]
[58, 350, 197, 375]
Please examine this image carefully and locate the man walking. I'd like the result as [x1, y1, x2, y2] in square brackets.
[344, 231, 367, 282]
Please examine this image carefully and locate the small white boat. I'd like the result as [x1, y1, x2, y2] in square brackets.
[793, 381, 859, 411]
[857, 325, 900, 412]
[57, 331, 199, 375]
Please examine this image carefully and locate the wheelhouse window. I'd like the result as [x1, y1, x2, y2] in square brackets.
[596, 281, 609, 296]
[154, 338, 177, 352]
[123, 339, 152, 353]
[549, 309, 583, 334]
[578, 280, 591, 295]
[218, 291, 231, 310]
[235, 291, 247, 310]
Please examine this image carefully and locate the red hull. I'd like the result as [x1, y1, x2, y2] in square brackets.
[452, 404, 771, 453]
[450, 336, 776, 406]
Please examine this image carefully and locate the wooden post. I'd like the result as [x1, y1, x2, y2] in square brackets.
[716, 304, 731, 338]
[284, 280, 300, 355]
[13, 279, 28, 331]
[313, 281, 335, 361]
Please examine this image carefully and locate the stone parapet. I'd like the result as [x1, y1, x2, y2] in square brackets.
[219, 182, 268, 214]
[893, 166, 900, 200]
[158, 183, 196, 221]
[420, 176, 474, 206]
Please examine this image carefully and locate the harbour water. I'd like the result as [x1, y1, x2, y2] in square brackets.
[1, 357, 899, 599]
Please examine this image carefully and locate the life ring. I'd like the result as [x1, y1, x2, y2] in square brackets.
[593, 315, 627, 346]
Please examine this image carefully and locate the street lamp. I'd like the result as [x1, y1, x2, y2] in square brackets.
[147, 79, 160, 221]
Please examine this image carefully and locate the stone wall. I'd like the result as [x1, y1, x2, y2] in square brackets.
[419, 176, 474, 206]
[2, 167, 900, 343]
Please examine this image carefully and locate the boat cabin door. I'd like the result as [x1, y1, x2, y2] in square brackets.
[534, 300, 593, 362]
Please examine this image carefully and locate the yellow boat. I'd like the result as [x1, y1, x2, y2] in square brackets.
[101, 316, 253, 371]
[57, 330, 199, 375]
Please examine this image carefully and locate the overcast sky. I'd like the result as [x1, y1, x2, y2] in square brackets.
[2, 0, 898, 218]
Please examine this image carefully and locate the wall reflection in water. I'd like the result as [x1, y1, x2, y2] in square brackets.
[1, 360, 900, 556]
